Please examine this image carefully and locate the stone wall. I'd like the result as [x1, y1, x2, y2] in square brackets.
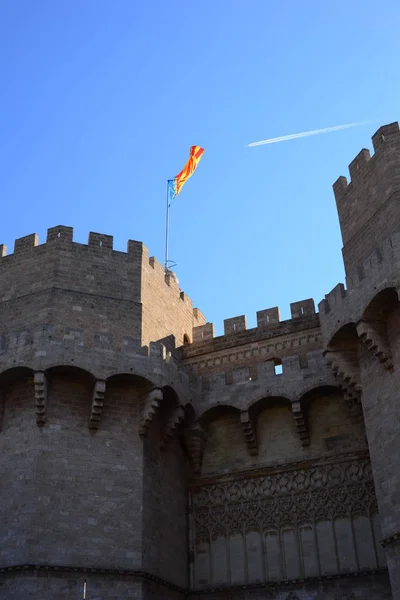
[190, 454, 384, 590]
[0, 370, 146, 570]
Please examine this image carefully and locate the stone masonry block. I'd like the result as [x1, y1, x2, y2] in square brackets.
[224, 315, 247, 335]
[88, 231, 113, 249]
[290, 298, 315, 319]
[46, 225, 73, 243]
[192, 323, 214, 343]
[257, 307, 280, 327]
[372, 121, 400, 152]
[14, 233, 39, 253]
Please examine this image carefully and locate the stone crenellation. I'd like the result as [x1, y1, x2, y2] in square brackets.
[333, 122, 400, 274]
[191, 298, 317, 346]
[0, 224, 198, 309]
[1, 123, 400, 600]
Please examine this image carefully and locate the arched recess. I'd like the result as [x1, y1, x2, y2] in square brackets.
[247, 396, 300, 466]
[199, 403, 241, 427]
[105, 372, 157, 434]
[300, 384, 366, 454]
[46, 364, 95, 383]
[298, 384, 342, 407]
[45, 365, 96, 429]
[359, 286, 399, 370]
[0, 366, 35, 433]
[0, 366, 34, 387]
[199, 405, 244, 476]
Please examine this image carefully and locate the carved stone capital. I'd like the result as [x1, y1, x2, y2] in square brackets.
[185, 425, 208, 474]
[34, 371, 48, 425]
[89, 380, 106, 430]
[139, 387, 163, 436]
[240, 410, 258, 455]
[161, 405, 185, 448]
[291, 401, 309, 447]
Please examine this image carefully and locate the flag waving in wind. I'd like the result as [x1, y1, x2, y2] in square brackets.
[168, 145, 204, 206]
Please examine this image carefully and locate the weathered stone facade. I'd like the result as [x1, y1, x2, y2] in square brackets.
[0, 122, 399, 599]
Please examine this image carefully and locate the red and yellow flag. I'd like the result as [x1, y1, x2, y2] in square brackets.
[168, 146, 204, 205]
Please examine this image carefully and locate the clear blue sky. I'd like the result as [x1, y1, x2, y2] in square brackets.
[1, 1, 399, 334]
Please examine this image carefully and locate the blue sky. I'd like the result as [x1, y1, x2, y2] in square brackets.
[1, 1, 399, 335]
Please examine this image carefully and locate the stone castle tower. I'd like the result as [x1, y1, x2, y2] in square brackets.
[0, 122, 399, 600]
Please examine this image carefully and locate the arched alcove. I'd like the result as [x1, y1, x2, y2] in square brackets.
[103, 372, 154, 433]
[362, 286, 400, 369]
[249, 396, 300, 466]
[299, 385, 366, 454]
[200, 405, 243, 475]
[45, 365, 95, 429]
[0, 366, 35, 435]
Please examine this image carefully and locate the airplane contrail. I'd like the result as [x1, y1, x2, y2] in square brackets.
[248, 120, 371, 148]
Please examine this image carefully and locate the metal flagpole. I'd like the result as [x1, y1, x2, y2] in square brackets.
[165, 181, 170, 273]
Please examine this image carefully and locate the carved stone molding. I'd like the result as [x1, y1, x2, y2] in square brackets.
[291, 401, 309, 447]
[240, 410, 258, 455]
[34, 371, 47, 425]
[192, 457, 376, 539]
[139, 387, 163, 436]
[89, 380, 106, 430]
[0, 563, 186, 595]
[185, 425, 208, 473]
[356, 319, 393, 371]
[161, 405, 185, 447]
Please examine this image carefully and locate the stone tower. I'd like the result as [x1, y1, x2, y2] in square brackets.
[0, 230, 206, 598]
[319, 121, 400, 597]
[0, 122, 399, 600]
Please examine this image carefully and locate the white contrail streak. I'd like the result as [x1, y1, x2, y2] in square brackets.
[248, 120, 371, 148]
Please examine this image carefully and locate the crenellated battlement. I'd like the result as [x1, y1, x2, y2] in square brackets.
[183, 298, 323, 381]
[332, 122, 400, 274]
[318, 231, 400, 345]
[189, 298, 317, 348]
[333, 122, 400, 206]
[0, 225, 205, 349]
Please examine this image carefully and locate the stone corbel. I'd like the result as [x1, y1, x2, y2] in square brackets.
[324, 350, 363, 421]
[291, 401, 309, 447]
[89, 380, 106, 430]
[240, 410, 258, 455]
[161, 405, 185, 448]
[184, 425, 208, 474]
[139, 387, 163, 436]
[324, 349, 361, 390]
[34, 371, 48, 425]
[356, 319, 393, 371]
